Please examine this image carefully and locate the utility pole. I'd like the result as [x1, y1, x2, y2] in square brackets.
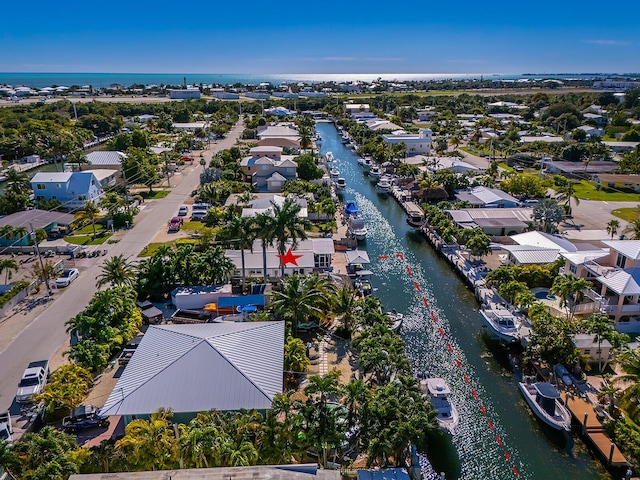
[164, 152, 171, 188]
[30, 223, 52, 296]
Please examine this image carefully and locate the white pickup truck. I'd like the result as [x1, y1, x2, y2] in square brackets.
[16, 360, 50, 404]
[0, 412, 12, 445]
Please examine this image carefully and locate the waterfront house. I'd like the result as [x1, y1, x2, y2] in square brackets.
[344, 103, 370, 118]
[446, 208, 532, 236]
[592, 174, 640, 193]
[560, 240, 640, 330]
[84, 151, 127, 173]
[239, 195, 308, 219]
[571, 334, 612, 368]
[422, 156, 480, 174]
[382, 129, 433, 155]
[31, 170, 107, 210]
[99, 322, 284, 425]
[225, 238, 334, 278]
[240, 149, 297, 193]
[454, 186, 520, 208]
[257, 123, 300, 143]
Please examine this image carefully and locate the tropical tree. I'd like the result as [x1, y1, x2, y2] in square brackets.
[550, 274, 591, 318]
[498, 280, 529, 306]
[35, 364, 93, 421]
[253, 212, 276, 280]
[614, 349, 640, 421]
[284, 336, 310, 384]
[626, 219, 640, 240]
[583, 314, 616, 373]
[0, 258, 19, 284]
[271, 274, 334, 334]
[606, 219, 620, 240]
[332, 286, 358, 335]
[533, 199, 565, 233]
[75, 201, 100, 239]
[270, 198, 309, 277]
[96, 254, 136, 288]
[221, 214, 255, 288]
[114, 409, 180, 471]
[4, 168, 31, 196]
[553, 176, 580, 214]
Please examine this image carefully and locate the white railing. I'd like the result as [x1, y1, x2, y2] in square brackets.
[583, 260, 616, 277]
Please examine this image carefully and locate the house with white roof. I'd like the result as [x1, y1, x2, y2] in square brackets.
[446, 208, 532, 236]
[382, 129, 432, 155]
[454, 186, 520, 208]
[99, 322, 284, 424]
[241, 195, 308, 219]
[84, 151, 127, 171]
[576, 125, 604, 137]
[240, 147, 297, 193]
[561, 240, 640, 329]
[511, 231, 578, 252]
[225, 238, 335, 278]
[31, 171, 107, 210]
[257, 124, 300, 142]
[422, 156, 480, 174]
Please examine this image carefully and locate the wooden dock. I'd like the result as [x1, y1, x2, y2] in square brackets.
[565, 395, 627, 467]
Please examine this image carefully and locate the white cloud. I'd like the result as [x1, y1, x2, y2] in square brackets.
[584, 39, 630, 46]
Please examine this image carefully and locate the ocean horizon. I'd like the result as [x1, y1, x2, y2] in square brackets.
[0, 72, 634, 89]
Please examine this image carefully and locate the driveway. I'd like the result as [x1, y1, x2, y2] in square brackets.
[562, 199, 637, 234]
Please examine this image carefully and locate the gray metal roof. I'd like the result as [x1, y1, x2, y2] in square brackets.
[100, 322, 284, 417]
[599, 267, 640, 296]
[0, 208, 75, 229]
[603, 240, 640, 261]
[86, 151, 126, 165]
[503, 245, 560, 264]
[345, 249, 371, 265]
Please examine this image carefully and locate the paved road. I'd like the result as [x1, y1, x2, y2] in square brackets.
[0, 120, 244, 412]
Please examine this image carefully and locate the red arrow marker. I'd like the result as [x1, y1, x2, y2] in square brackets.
[421, 297, 429, 307]
[488, 419, 495, 430]
[504, 451, 511, 462]
[378, 255, 389, 260]
[479, 404, 486, 415]
[463, 374, 470, 384]
[446, 343, 453, 353]
[496, 435, 503, 446]
[438, 327, 445, 337]
[472, 389, 478, 400]
[512, 466, 520, 477]
[430, 311, 438, 322]
[405, 266, 412, 276]
[413, 281, 421, 291]
[454, 358, 461, 368]
[396, 253, 404, 260]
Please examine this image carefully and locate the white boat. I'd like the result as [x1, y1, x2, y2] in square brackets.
[325, 152, 334, 163]
[518, 378, 571, 431]
[422, 377, 459, 434]
[330, 168, 340, 178]
[347, 216, 368, 240]
[386, 309, 404, 332]
[335, 178, 346, 189]
[479, 308, 521, 343]
[376, 176, 393, 193]
[405, 202, 425, 228]
[368, 165, 382, 180]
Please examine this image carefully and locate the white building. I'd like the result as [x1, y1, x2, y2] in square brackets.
[168, 88, 201, 99]
[382, 129, 433, 155]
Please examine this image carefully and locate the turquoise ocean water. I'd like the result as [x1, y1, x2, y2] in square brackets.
[0, 72, 619, 89]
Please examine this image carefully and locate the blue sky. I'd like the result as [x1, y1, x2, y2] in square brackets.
[2, 0, 639, 74]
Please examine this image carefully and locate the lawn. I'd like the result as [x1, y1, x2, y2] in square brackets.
[138, 189, 171, 200]
[73, 224, 106, 235]
[498, 162, 514, 172]
[137, 239, 199, 257]
[572, 180, 640, 201]
[182, 221, 208, 232]
[612, 207, 640, 222]
[65, 233, 112, 246]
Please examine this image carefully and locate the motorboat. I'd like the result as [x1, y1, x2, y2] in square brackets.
[357, 156, 368, 167]
[330, 168, 340, 178]
[361, 157, 373, 171]
[376, 176, 393, 193]
[335, 177, 346, 190]
[344, 201, 359, 217]
[518, 378, 571, 431]
[422, 377, 459, 434]
[368, 165, 382, 180]
[354, 276, 373, 296]
[386, 309, 404, 332]
[325, 152, 334, 163]
[479, 308, 521, 343]
[405, 202, 425, 228]
[347, 216, 368, 240]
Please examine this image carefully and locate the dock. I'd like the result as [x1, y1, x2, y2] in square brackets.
[565, 394, 627, 467]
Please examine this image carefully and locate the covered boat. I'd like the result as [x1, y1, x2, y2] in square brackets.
[518, 379, 571, 431]
[347, 216, 368, 240]
[344, 201, 359, 216]
[479, 308, 521, 343]
[422, 377, 459, 434]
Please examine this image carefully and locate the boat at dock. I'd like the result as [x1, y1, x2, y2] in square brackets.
[376, 176, 393, 193]
[335, 177, 346, 190]
[325, 151, 334, 163]
[422, 377, 459, 434]
[386, 309, 404, 332]
[347, 216, 368, 240]
[368, 165, 382, 180]
[518, 378, 571, 431]
[479, 308, 521, 343]
[344, 201, 359, 216]
[330, 168, 340, 178]
[404, 202, 426, 228]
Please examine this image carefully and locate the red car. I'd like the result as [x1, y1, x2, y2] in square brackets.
[168, 217, 183, 232]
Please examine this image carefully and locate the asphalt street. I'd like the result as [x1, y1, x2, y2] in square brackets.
[0, 120, 244, 412]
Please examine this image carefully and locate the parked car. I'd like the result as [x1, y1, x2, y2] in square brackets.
[16, 360, 50, 403]
[168, 217, 183, 232]
[62, 405, 109, 432]
[178, 205, 189, 216]
[55, 268, 79, 287]
[0, 412, 13, 445]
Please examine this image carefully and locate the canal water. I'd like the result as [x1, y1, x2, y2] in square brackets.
[316, 121, 605, 480]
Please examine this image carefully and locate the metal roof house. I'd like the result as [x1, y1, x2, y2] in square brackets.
[454, 186, 520, 208]
[100, 322, 284, 425]
[31, 171, 106, 210]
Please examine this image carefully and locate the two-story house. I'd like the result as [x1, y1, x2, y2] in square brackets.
[31, 170, 113, 210]
[240, 146, 297, 193]
[561, 240, 640, 332]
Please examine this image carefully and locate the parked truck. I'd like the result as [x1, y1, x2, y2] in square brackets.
[16, 360, 50, 404]
[0, 412, 12, 445]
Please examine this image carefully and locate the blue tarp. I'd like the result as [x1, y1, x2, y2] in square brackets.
[217, 294, 266, 308]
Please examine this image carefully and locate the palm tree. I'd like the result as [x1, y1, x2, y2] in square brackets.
[270, 198, 309, 277]
[550, 274, 590, 319]
[341, 378, 368, 430]
[222, 215, 255, 288]
[584, 314, 615, 373]
[75, 201, 100, 239]
[96, 255, 136, 288]
[4, 168, 31, 196]
[253, 213, 276, 280]
[0, 258, 19, 284]
[555, 181, 580, 214]
[625, 219, 640, 240]
[606, 219, 620, 240]
[271, 274, 330, 334]
[332, 286, 358, 334]
[614, 349, 640, 421]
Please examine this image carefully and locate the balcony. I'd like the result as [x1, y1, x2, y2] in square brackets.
[583, 260, 617, 278]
